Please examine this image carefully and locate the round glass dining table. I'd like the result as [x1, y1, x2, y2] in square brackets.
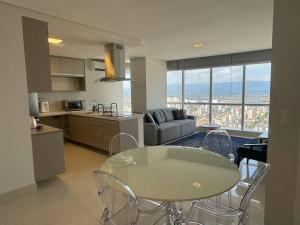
[100, 146, 240, 224]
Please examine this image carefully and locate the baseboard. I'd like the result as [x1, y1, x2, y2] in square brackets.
[0, 183, 37, 206]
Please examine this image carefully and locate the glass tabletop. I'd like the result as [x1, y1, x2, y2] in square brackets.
[101, 146, 240, 202]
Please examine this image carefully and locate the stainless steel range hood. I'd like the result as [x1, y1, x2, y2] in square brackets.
[100, 43, 130, 82]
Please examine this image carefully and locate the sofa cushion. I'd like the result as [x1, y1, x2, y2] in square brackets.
[160, 108, 174, 121]
[171, 119, 196, 136]
[158, 122, 181, 144]
[153, 110, 166, 124]
[173, 109, 187, 120]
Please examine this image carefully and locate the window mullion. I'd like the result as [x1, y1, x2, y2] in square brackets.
[182, 70, 185, 109]
[209, 68, 213, 123]
[241, 65, 246, 130]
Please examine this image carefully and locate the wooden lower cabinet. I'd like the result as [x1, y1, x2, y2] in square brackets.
[39, 115, 69, 138]
[68, 115, 89, 143]
[67, 115, 119, 151]
[31, 126, 65, 181]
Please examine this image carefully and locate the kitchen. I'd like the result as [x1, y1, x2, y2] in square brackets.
[25, 16, 143, 182]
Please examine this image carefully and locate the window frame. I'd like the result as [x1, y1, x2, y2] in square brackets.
[166, 61, 271, 131]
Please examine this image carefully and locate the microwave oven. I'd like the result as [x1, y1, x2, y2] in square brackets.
[62, 100, 85, 111]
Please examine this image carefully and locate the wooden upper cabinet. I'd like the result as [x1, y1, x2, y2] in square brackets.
[72, 58, 85, 76]
[50, 56, 61, 74]
[60, 58, 73, 75]
[50, 56, 85, 77]
[22, 17, 51, 93]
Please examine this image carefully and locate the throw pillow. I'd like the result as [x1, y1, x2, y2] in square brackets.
[173, 109, 186, 120]
[145, 112, 156, 124]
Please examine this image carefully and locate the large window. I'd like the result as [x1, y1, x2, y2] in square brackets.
[184, 104, 210, 126]
[183, 69, 210, 126]
[245, 63, 271, 104]
[211, 105, 242, 130]
[244, 63, 271, 131]
[167, 62, 271, 131]
[212, 66, 243, 104]
[185, 69, 210, 103]
[167, 70, 182, 108]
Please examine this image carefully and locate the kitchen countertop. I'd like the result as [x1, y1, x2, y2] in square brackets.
[39, 111, 144, 121]
[31, 124, 62, 136]
[38, 111, 72, 117]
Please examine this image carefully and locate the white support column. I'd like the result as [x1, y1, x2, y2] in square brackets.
[130, 57, 167, 112]
[265, 0, 300, 224]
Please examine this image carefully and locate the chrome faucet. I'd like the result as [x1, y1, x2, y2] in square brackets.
[90, 99, 97, 112]
[111, 103, 118, 116]
[98, 104, 104, 113]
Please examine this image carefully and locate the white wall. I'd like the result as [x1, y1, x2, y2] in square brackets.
[130, 57, 167, 112]
[0, 2, 35, 195]
[38, 61, 124, 111]
[265, 0, 300, 224]
[146, 58, 167, 110]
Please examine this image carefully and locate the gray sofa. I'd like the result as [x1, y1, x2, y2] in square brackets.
[144, 108, 196, 145]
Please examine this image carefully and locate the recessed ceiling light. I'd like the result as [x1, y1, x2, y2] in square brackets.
[193, 43, 203, 48]
[48, 37, 63, 44]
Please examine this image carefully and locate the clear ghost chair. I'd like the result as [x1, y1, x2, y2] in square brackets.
[109, 133, 138, 157]
[185, 163, 270, 225]
[108, 134, 166, 219]
[197, 130, 234, 223]
[201, 129, 235, 161]
[93, 170, 140, 225]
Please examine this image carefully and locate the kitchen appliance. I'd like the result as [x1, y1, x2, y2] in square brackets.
[39, 101, 49, 113]
[100, 43, 130, 82]
[62, 100, 85, 111]
[89, 59, 105, 71]
[30, 116, 37, 129]
[28, 93, 39, 121]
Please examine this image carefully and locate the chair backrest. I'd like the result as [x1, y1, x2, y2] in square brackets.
[109, 133, 138, 157]
[201, 129, 235, 161]
[239, 163, 270, 222]
[93, 170, 139, 225]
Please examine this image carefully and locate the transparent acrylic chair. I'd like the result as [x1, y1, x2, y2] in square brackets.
[108, 133, 166, 221]
[109, 133, 138, 157]
[201, 129, 235, 162]
[93, 170, 140, 225]
[185, 163, 270, 225]
[178, 130, 234, 216]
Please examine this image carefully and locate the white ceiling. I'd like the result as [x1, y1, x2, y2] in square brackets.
[3, 0, 273, 60]
[47, 23, 105, 59]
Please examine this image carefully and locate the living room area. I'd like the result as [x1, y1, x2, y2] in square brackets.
[138, 50, 271, 170]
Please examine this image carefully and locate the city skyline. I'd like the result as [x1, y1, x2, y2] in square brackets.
[167, 63, 271, 131]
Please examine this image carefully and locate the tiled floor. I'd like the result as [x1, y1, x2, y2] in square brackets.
[0, 142, 265, 225]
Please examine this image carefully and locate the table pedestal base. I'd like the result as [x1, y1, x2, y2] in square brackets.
[165, 202, 186, 225]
